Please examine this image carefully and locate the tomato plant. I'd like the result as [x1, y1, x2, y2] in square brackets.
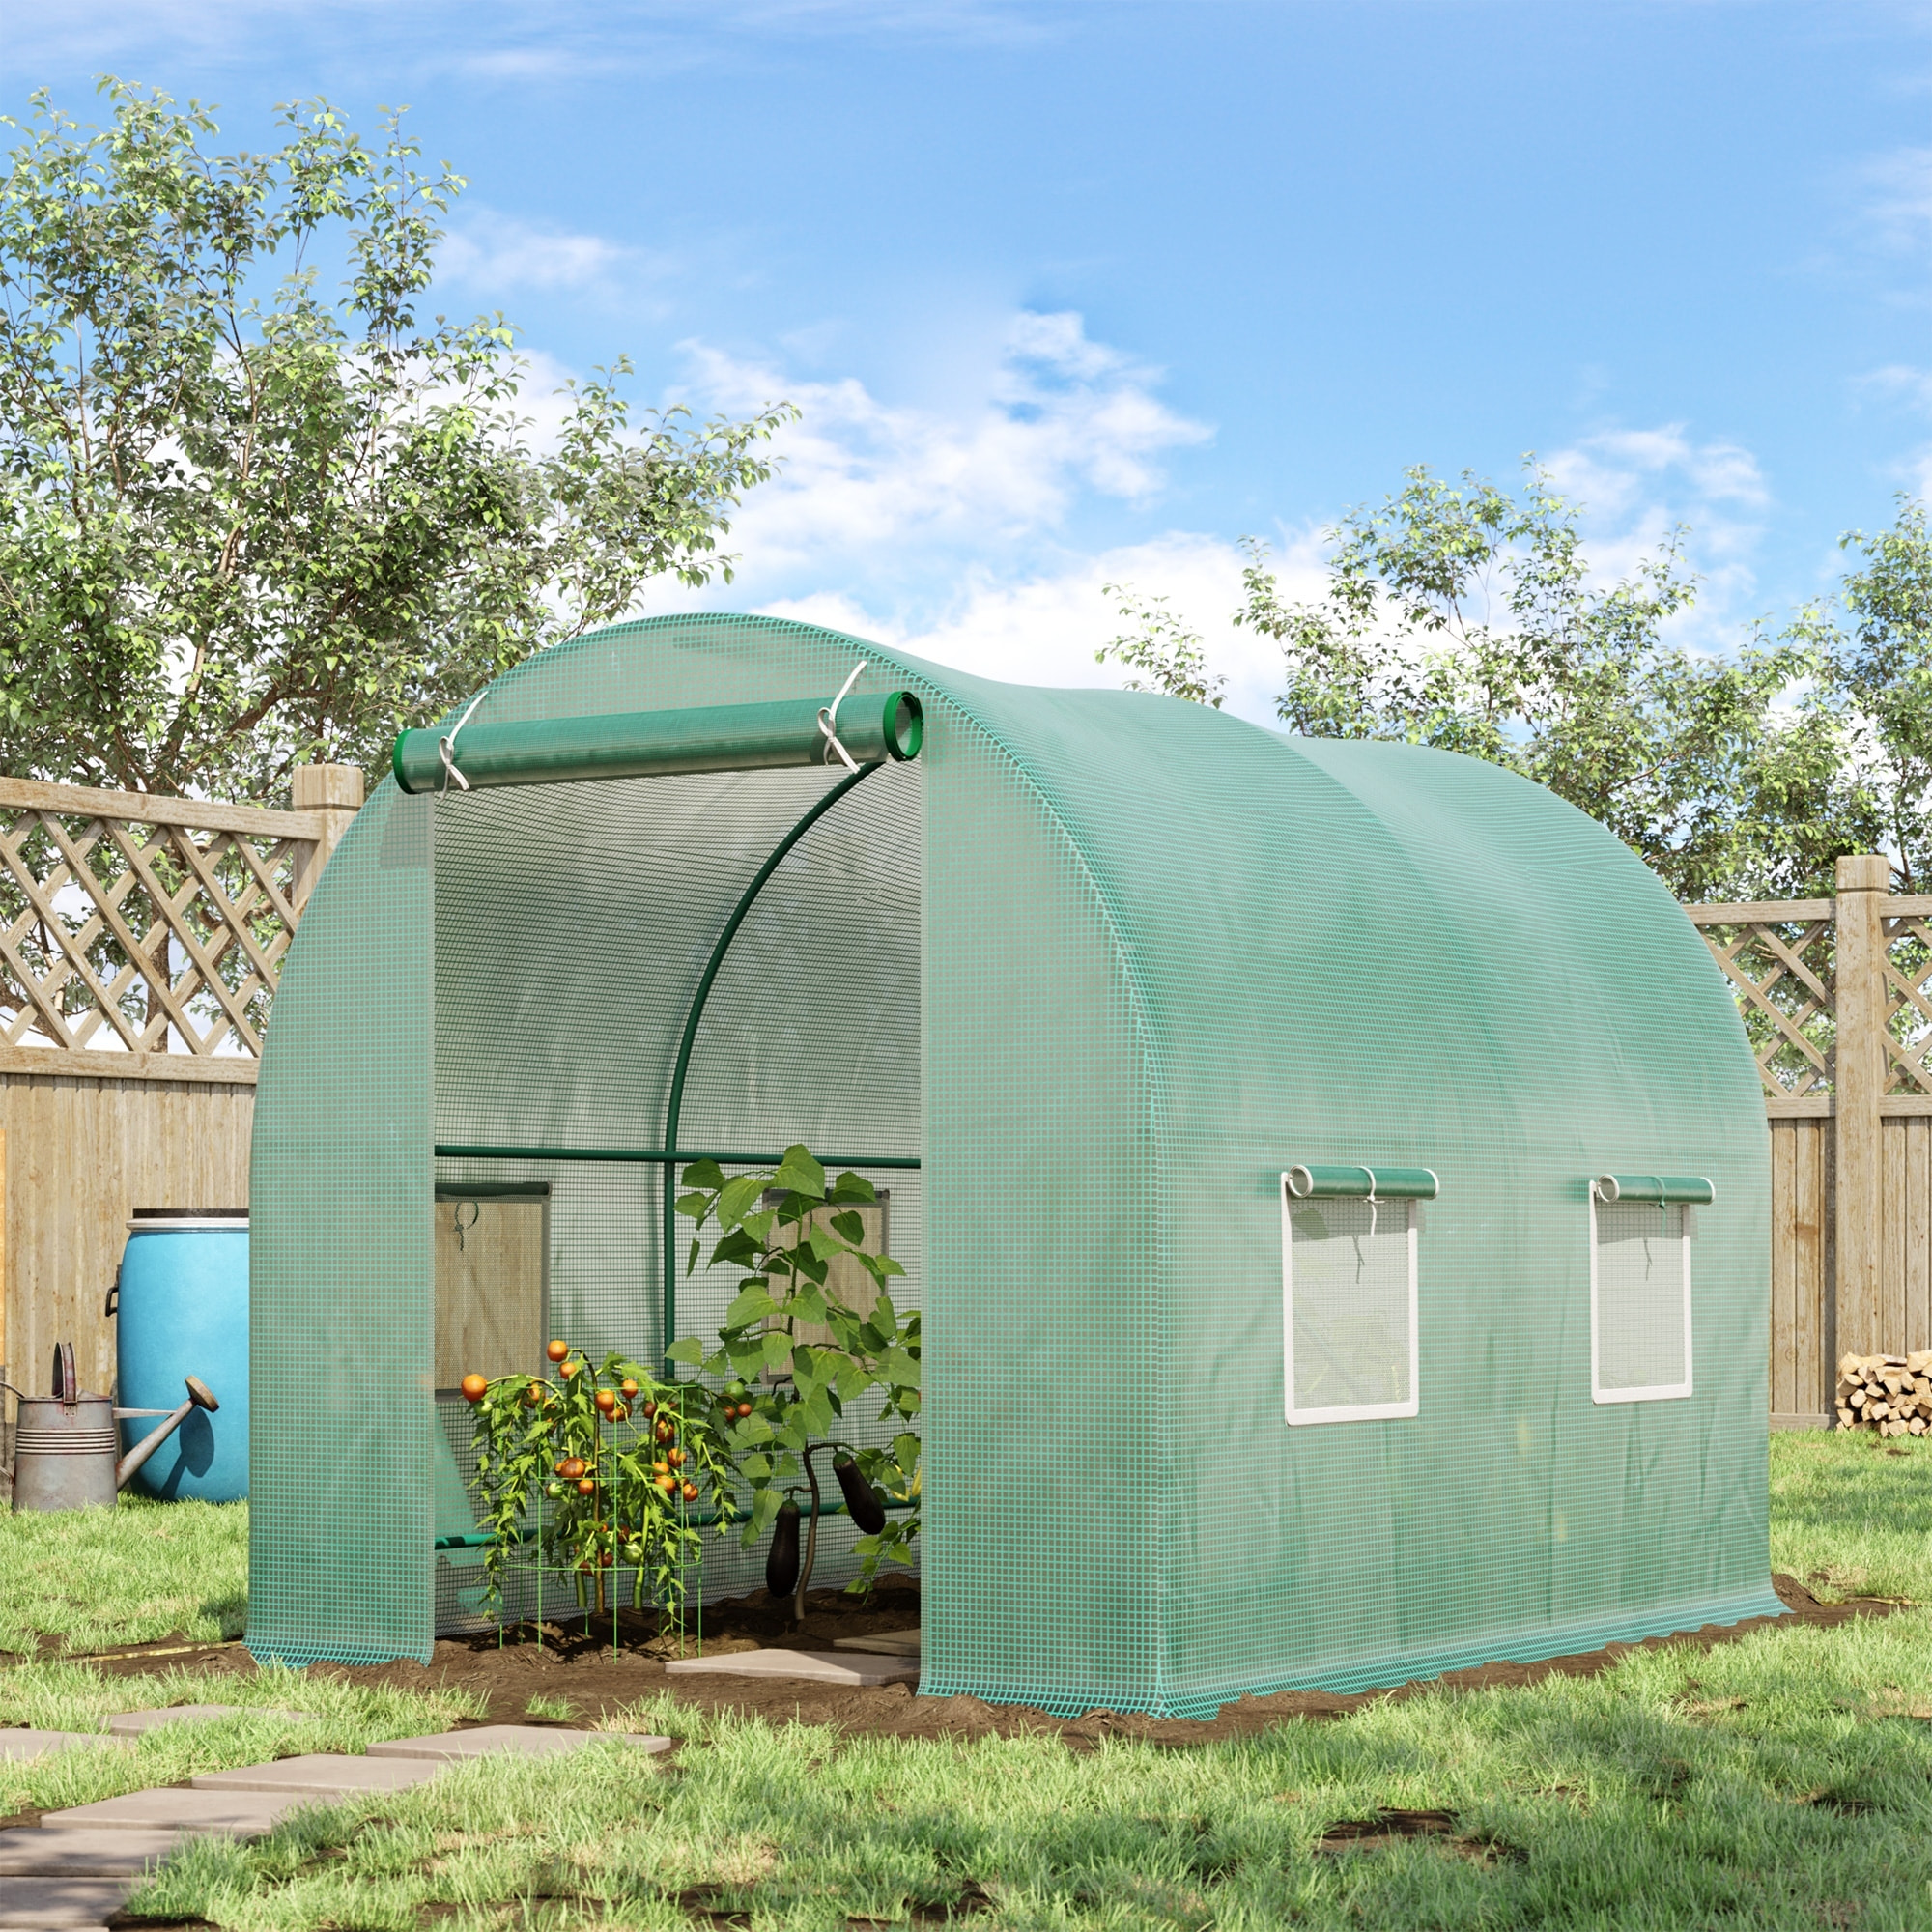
[468, 1348, 737, 1625]
[669, 1144, 921, 1598]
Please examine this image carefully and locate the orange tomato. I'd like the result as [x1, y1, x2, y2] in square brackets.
[595, 1389, 616, 1413]
[577, 1477, 596, 1496]
[460, 1374, 488, 1405]
[546, 1339, 569, 1363]
[620, 1378, 639, 1400]
[681, 1480, 698, 1502]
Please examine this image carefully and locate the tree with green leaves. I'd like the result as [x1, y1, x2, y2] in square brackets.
[1094, 583, 1225, 708]
[1105, 462, 1873, 901]
[1785, 500, 1932, 891]
[0, 80, 791, 802]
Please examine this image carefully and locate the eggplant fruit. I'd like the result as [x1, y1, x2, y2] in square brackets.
[766, 1498, 802, 1597]
[834, 1455, 887, 1535]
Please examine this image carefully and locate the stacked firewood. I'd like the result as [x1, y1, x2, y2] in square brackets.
[1835, 1352, 1932, 1436]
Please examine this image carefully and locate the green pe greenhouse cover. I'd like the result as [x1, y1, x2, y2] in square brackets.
[247, 612, 1784, 1715]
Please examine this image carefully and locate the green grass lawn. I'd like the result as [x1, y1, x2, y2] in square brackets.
[121, 1621, 1932, 1931]
[0, 1662, 480, 1824]
[1769, 1429, 1932, 1603]
[0, 1495, 247, 1657]
[0, 1433, 1923, 1928]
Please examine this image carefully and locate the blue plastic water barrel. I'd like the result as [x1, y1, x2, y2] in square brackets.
[114, 1210, 249, 1503]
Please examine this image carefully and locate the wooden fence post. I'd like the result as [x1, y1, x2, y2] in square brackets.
[1833, 853, 1890, 1359]
[291, 763, 365, 908]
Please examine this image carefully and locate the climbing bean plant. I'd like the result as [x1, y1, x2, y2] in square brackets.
[670, 1145, 923, 1588]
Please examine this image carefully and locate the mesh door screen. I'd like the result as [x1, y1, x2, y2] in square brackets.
[1284, 1196, 1416, 1421]
[1593, 1201, 1690, 1399]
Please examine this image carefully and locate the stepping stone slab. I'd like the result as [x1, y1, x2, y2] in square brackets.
[367, 1725, 671, 1762]
[0, 1874, 132, 1926]
[107, 1704, 307, 1736]
[0, 1829, 183, 1877]
[40, 1788, 317, 1837]
[192, 1754, 442, 1796]
[0, 1732, 127, 1763]
[833, 1630, 922, 1656]
[664, 1648, 920, 1687]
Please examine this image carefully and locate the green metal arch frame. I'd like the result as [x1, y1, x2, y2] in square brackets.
[658, 759, 884, 1371]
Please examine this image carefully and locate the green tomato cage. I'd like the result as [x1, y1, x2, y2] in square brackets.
[246, 612, 1783, 1717]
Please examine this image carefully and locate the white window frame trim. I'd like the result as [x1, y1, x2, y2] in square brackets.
[1280, 1176, 1420, 1427]
[1588, 1192, 1694, 1406]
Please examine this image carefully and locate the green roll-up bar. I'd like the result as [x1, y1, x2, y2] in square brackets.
[1592, 1174, 1714, 1206]
[1284, 1164, 1439, 1201]
[391, 691, 924, 794]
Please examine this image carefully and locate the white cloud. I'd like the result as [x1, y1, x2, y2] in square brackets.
[758, 532, 1315, 726]
[1538, 424, 1772, 641]
[438, 211, 640, 296]
[672, 310, 1210, 588]
[1863, 143, 1932, 253]
[605, 309, 1311, 718]
[9, 0, 1060, 71]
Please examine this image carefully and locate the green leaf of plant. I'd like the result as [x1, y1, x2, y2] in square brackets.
[760, 1331, 793, 1374]
[681, 1160, 725, 1191]
[717, 1174, 766, 1230]
[772, 1145, 826, 1199]
[828, 1171, 876, 1203]
[828, 1209, 866, 1245]
[665, 1337, 705, 1364]
[725, 1283, 779, 1328]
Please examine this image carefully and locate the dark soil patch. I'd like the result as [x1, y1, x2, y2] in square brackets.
[23, 1572, 1899, 1747]
[1316, 1808, 1525, 1864]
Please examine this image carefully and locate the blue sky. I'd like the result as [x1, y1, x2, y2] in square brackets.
[12, 1, 1932, 720]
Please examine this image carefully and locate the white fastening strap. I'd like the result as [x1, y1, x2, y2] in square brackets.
[1360, 1164, 1378, 1240]
[438, 688, 491, 795]
[817, 662, 867, 772]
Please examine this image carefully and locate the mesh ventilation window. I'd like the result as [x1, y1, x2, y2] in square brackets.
[1591, 1200, 1692, 1403]
[1282, 1192, 1418, 1425]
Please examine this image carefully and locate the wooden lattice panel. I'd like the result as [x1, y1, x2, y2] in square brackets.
[1880, 895, 1932, 1096]
[1686, 901, 1836, 1103]
[0, 781, 326, 1065]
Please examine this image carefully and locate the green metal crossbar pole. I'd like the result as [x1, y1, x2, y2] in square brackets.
[433, 1492, 917, 1550]
[660, 759, 884, 1377]
[392, 693, 924, 794]
[435, 1144, 921, 1169]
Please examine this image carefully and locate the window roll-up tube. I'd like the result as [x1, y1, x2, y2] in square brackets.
[1284, 1164, 1439, 1201]
[392, 692, 924, 794]
[1593, 1174, 1714, 1206]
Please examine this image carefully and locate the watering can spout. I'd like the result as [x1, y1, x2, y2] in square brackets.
[114, 1377, 218, 1491]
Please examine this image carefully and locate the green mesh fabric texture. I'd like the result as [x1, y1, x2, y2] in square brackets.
[248, 612, 1781, 1707]
[250, 785, 435, 1665]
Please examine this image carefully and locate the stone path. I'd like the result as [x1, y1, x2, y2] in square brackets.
[0, 1711, 671, 1927]
[665, 1645, 922, 1686]
[832, 1629, 922, 1657]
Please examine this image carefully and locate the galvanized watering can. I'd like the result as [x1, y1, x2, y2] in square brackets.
[1, 1342, 217, 1512]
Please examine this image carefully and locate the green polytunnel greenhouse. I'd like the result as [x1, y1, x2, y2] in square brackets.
[246, 611, 1786, 1716]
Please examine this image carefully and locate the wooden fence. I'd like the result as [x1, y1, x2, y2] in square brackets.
[1689, 854, 1932, 1428]
[0, 761, 1918, 1435]
[0, 766, 361, 1409]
